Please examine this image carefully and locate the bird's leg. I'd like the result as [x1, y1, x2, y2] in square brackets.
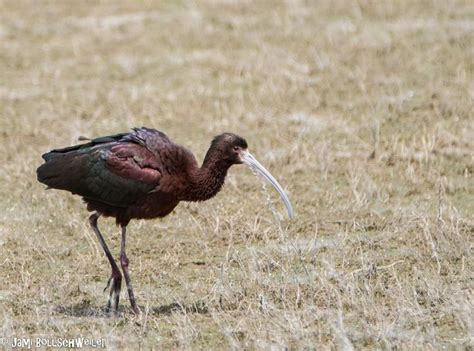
[88, 212, 122, 313]
[120, 225, 140, 315]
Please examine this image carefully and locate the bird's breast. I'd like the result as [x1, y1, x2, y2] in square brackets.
[125, 191, 180, 220]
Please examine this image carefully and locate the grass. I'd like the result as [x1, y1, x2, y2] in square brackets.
[0, 0, 473, 349]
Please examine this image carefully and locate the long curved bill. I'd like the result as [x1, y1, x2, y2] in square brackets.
[240, 150, 295, 219]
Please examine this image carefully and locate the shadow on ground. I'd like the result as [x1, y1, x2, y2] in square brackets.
[151, 301, 209, 315]
[54, 300, 209, 318]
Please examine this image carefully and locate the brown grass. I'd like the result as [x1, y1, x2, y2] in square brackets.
[0, 0, 473, 349]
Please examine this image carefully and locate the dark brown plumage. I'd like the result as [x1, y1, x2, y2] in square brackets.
[37, 127, 292, 314]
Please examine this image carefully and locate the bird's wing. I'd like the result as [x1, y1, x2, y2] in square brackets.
[38, 128, 170, 207]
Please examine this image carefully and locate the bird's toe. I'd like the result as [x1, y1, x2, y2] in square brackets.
[105, 275, 122, 313]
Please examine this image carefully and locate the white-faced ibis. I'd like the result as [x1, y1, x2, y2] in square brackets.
[37, 127, 294, 314]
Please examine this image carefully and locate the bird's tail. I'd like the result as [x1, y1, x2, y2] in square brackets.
[37, 132, 127, 191]
[37, 150, 83, 191]
[37, 131, 144, 196]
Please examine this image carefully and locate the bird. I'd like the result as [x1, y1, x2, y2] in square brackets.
[37, 127, 294, 314]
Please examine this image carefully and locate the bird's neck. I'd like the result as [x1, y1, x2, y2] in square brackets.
[183, 156, 232, 202]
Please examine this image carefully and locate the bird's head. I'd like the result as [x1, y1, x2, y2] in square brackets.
[207, 133, 294, 219]
[208, 133, 248, 164]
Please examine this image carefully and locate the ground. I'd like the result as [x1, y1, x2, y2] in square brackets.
[0, 0, 473, 349]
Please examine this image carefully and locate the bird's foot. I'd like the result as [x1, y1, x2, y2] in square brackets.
[130, 300, 140, 315]
[105, 273, 122, 313]
[103, 275, 113, 292]
[122, 273, 140, 315]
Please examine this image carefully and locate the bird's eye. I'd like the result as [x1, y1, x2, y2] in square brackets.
[233, 146, 239, 152]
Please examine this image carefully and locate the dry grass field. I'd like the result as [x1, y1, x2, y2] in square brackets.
[0, 0, 473, 349]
